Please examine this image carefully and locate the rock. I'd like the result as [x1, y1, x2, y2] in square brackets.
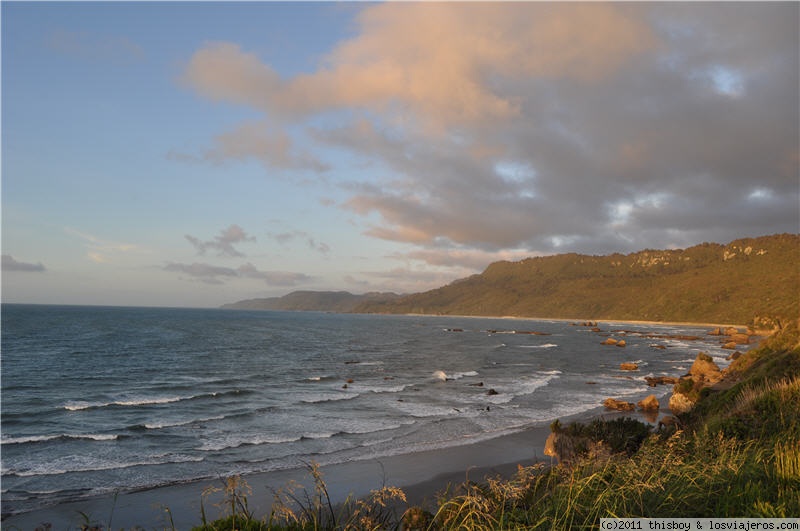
[724, 326, 740, 336]
[708, 327, 722, 336]
[726, 351, 742, 361]
[544, 431, 605, 464]
[722, 341, 737, 350]
[620, 362, 639, 371]
[603, 397, 635, 411]
[602, 338, 619, 345]
[649, 344, 667, 350]
[544, 432, 558, 458]
[645, 376, 679, 387]
[729, 333, 750, 345]
[616, 340, 627, 347]
[688, 352, 722, 384]
[668, 392, 695, 414]
[486, 388, 499, 396]
[637, 394, 660, 411]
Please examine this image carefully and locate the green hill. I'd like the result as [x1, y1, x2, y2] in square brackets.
[355, 234, 799, 326]
[221, 290, 400, 313]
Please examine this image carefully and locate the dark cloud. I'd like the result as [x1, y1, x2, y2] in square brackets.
[2, 255, 46, 272]
[185, 224, 256, 257]
[164, 261, 311, 286]
[267, 230, 330, 255]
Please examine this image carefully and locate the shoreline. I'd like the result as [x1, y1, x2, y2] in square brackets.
[1, 405, 668, 530]
[391, 312, 746, 329]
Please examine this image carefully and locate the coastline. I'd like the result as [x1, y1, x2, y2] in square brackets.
[393, 312, 747, 330]
[2, 406, 667, 530]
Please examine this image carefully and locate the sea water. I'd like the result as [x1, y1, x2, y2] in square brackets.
[0, 304, 745, 516]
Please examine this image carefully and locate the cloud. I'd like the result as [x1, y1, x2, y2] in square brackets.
[64, 227, 145, 264]
[267, 230, 330, 255]
[171, 121, 329, 172]
[183, 3, 799, 260]
[2, 255, 46, 272]
[164, 262, 312, 286]
[185, 225, 256, 257]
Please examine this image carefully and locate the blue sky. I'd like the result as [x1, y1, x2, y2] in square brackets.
[3, 2, 798, 308]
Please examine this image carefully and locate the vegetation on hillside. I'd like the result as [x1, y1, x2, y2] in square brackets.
[191, 320, 799, 530]
[355, 234, 799, 326]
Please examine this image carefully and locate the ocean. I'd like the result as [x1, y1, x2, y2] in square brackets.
[0, 304, 745, 517]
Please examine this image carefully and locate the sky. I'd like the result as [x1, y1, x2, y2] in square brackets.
[2, 1, 798, 308]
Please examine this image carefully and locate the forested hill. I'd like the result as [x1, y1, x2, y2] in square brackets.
[353, 234, 799, 326]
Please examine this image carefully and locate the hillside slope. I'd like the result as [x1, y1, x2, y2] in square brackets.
[221, 290, 400, 312]
[355, 234, 799, 326]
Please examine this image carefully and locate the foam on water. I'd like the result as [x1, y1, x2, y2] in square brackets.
[2, 305, 745, 516]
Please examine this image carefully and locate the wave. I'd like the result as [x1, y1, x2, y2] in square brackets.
[3, 453, 204, 478]
[518, 343, 558, 349]
[199, 434, 305, 452]
[299, 391, 361, 404]
[1, 433, 118, 445]
[432, 370, 479, 382]
[198, 423, 408, 452]
[62, 389, 249, 411]
[140, 415, 228, 430]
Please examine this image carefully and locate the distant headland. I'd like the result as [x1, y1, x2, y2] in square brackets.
[222, 234, 799, 327]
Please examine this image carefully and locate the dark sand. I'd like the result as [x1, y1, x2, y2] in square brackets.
[2, 407, 666, 530]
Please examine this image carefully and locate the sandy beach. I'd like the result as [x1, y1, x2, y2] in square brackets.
[2, 406, 666, 530]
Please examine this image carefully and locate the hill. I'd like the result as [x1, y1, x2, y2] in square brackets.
[221, 290, 400, 313]
[355, 234, 799, 326]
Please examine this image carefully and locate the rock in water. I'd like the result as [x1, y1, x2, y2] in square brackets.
[637, 394, 660, 411]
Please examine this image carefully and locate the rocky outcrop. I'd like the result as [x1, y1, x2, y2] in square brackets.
[637, 394, 660, 411]
[620, 362, 639, 371]
[688, 352, 722, 385]
[603, 397, 635, 411]
[544, 432, 610, 464]
[645, 376, 679, 387]
[669, 391, 695, 414]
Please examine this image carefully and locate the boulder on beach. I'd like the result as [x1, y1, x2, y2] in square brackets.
[602, 338, 618, 346]
[603, 397, 635, 411]
[637, 394, 660, 411]
[620, 362, 639, 371]
[616, 340, 627, 347]
[432, 370, 448, 382]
